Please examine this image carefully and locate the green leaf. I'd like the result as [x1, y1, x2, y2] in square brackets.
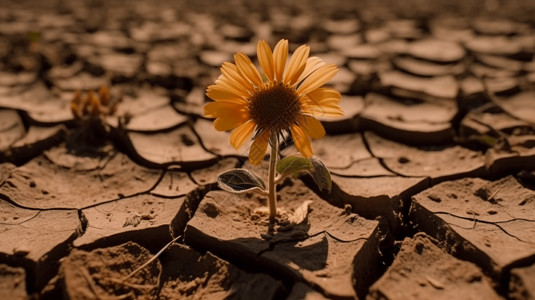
[27, 31, 41, 43]
[473, 134, 498, 147]
[276, 154, 314, 178]
[276, 154, 332, 193]
[217, 168, 266, 194]
[309, 156, 332, 193]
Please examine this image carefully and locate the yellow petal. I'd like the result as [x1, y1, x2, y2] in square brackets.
[234, 52, 263, 87]
[301, 99, 344, 117]
[213, 115, 249, 131]
[305, 87, 341, 105]
[221, 62, 253, 92]
[273, 39, 288, 82]
[257, 40, 274, 81]
[230, 119, 255, 149]
[298, 115, 325, 139]
[307, 106, 345, 117]
[249, 130, 270, 165]
[215, 77, 250, 99]
[203, 101, 248, 119]
[290, 124, 313, 158]
[300, 88, 343, 117]
[297, 57, 325, 83]
[206, 84, 248, 103]
[284, 44, 310, 86]
[297, 64, 338, 95]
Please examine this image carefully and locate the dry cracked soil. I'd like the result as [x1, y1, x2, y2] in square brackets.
[1, 0, 535, 299]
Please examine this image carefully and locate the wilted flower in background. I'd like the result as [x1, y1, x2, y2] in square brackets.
[71, 85, 119, 120]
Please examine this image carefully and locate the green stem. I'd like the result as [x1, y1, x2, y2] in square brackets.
[268, 132, 278, 223]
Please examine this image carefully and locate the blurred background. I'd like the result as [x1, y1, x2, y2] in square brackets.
[1, 0, 534, 95]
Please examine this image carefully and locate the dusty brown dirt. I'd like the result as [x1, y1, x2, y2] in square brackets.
[1, 0, 535, 299]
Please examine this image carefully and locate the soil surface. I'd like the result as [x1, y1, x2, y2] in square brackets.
[1, 0, 535, 299]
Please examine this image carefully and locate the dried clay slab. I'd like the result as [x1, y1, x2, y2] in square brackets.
[378, 71, 459, 101]
[185, 180, 382, 299]
[193, 119, 244, 157]
[282, 132, 392, 177]
[392, 56, 466, 77]
[105, 89, 188, 132]
[367, 233, 501, 300]
[406, 39, 466, 63]
[331, 175, 428, 235]
[0, 199, 81, 291]
[0, 110, 25, 152]
[493, 91, 535, 125]
[360, 93, 456, 145]
[0, 83, 73, 125]
[318, 95, 365, 133]
[126, 124, 217, 169]
[0, 152, 161, 209]
[60, 242, 161, 300]
[74, 194, 188, 251]
[459, 106, 535, 175]
[364, 131, 486, 184]
[410, 175, 535, 281]
[160, 243, 284, 299]
[87, 52, 143, 80]
[509, 263, 535, 300]
[0, 264, 27, 300]
[464, 36, 533, 58]
[5, 125, 66, 165]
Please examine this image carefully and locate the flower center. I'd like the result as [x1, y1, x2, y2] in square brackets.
[249, 83, 301, 133]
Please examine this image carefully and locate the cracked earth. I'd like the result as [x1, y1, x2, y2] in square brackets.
[1, 0, 535, 299]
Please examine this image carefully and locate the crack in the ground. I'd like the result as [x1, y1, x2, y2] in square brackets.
[78, 169, 168, 211]
[186, 171, 200, 186]
[1, 211, 43, 227]
[328, 156, 398, 177]
[0, 193, 73, 212]
[189, 119, 251, 166]
[361, 131, 419, 178]
[331, 172, 398, 179]
[434, 211, 535, 244]
[257, 229, 371, 258]
[170, 183, 217, 239]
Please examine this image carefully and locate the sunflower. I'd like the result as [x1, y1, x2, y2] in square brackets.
[204, 39, 344, 165]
